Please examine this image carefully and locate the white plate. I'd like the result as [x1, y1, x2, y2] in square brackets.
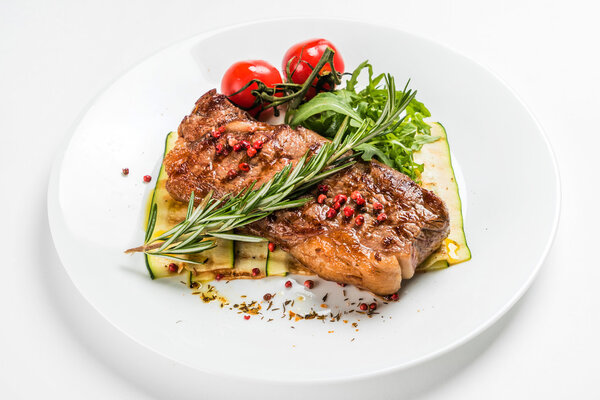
[48, 18, 559, 383]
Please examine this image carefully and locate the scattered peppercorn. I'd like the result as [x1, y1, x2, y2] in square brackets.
[233, 143, 243, 152]
[332, 201, 342, 211]
[373, 202, 383, 211]
[247, 147, 257, 157]
[343, 207, 355, 217]
[355, 195, 366, 206]
[168, 263, 178, 273]
[377, 213, 387, 222]
[355, 215, 365, 226]
[304, 280, 315, 289]
[122, 168, 129, 176]
[285, 280, 293, 288]
[268, 242, 275, 252]
[239, 162, 250, 172]
[263, 293, 272, 301]
[317, 194, 327, 204]
[253, 140, 263, 149]
[326, 208, 337, 219]
[359, 303, 368, 311]
[143, 175, 152, 183]
[251, 267, 261, 277]
[337, 282, 347, 287]
[218, 125, 226, 133]
[240, 140, 251, 149]
[244, 315, 251, 320]
[215, 143, 224, 154]
[211, 130, 221, 139]
[391, 293, 399, 301]
[318, 184, 329, 193]
[369, 302, 377, 311]
[350, 191, 361, 200]
[215, 273, 224, 281]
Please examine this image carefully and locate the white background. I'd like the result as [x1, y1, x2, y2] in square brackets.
[1, 0, 598, 399]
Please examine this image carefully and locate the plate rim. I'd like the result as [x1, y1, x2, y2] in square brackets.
[47, 16, 561, 383]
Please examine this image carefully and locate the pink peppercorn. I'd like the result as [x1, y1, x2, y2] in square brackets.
[318, 184, 329, 193]
[333, 194, 347, 205]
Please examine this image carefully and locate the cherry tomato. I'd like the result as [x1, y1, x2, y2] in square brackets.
[281, 38, 345, 99]
[221, 60, 282, 115]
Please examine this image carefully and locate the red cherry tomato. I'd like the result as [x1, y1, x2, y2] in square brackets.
[282, 38, 345, 99]
[221, 60, 282, 115]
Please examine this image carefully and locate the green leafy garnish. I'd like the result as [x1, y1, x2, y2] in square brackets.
[290, 61, 437, 180]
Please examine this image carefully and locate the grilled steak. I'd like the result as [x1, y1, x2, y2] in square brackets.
[164, 90, 450, 295]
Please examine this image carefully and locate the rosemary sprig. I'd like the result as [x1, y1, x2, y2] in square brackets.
[127, 75, 416, 262]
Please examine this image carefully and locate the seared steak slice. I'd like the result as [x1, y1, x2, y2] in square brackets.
[164, 90, 450, 295]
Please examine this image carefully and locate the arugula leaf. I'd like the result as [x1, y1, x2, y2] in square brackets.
[290, 92, 362, 127]
[355, 142, 394, 166]
[290, 61, 437, 181]
[300, 111, 346, 138]
[345, 60, 370, 91]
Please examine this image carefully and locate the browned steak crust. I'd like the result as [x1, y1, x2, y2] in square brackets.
[164, 90, 450, 295]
